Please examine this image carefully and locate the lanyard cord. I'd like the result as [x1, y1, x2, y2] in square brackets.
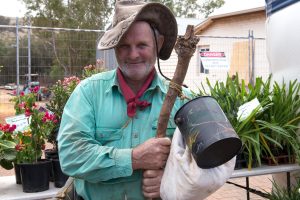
[150, 25, 171, 82]
[150, 24, 188, 88]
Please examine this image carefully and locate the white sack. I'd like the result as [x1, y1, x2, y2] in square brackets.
[160, 128, 236, 200]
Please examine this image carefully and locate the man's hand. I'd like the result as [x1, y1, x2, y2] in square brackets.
[142, 169, 164, 198]
[132, 137, 171, 170]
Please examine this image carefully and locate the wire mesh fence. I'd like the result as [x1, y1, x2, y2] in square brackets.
[160, 33, 269, 92]
[0, 23, 270, 111]
[0, 24, 104, 87]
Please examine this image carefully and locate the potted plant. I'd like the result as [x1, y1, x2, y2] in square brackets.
[81, 59, 106, 79]
[195, 74, 273, 168]
[259, 79, 300, 165]
[45, 76, 80, 187]
[10, 87, 57, 192]
[0, 123, 18, 170]
[267, 179, 300, 200]
[194, 74, 300, 169]
[45, 76, 80, 155]
[45, 61, 106, 187]
[46, 60, 106, 153]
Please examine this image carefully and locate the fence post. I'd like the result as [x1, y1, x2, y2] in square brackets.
[28, 17, 32, 84]
[251, 30, 255, 84]
[16, 17, 20, 95]
[248, 30, 254, 85]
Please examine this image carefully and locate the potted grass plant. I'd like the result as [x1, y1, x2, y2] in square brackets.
[267, 179, 300, 200]
[194, 74, 300, 169]
[258, 79, 300, 165]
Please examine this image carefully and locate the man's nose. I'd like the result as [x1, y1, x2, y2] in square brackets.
[128, 47, 139, 59]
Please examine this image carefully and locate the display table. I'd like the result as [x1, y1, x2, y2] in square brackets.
[0, 176, 60, 200]
[229, 163, 300, 200]
[0, 164, 299, 200]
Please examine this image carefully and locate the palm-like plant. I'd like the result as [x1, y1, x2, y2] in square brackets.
[258, 79, 300, 163]
[268, 179, 300, 200]
[193, 74, 300, 169]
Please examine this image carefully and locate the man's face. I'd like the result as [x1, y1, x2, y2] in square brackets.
[115, 21, 159, 82]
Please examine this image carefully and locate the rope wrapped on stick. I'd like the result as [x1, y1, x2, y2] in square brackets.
[156, 25, 200, 138]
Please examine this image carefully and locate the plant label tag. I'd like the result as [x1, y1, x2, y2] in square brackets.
[5, 114, 30, 132]
[237, 98, 262, 122]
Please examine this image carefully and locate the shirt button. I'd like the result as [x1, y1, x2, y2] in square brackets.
[133, 133, 138, 138]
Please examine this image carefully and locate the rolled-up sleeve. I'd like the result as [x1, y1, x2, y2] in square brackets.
[57, 81, 133, 183]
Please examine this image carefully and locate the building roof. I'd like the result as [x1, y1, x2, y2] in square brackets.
[195, 0, 266, 33]
[209, 0, 265, 18]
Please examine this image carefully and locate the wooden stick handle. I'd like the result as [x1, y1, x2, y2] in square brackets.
[156, 25, 199, 138]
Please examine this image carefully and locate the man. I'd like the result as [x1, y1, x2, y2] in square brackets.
[58, 0, 237, 199]
[58, 1, 190, 199]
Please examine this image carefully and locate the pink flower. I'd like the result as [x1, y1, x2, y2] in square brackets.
[33, 86, 40, 93]
[19, 102, 25, 108]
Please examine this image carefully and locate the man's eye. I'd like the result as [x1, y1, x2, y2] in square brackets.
[138, 44, 147, 48]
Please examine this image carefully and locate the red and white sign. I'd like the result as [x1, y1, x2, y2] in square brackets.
[200, 51, 229, 70]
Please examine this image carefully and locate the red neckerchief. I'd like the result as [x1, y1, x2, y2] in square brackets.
[117, 68, 155, 118]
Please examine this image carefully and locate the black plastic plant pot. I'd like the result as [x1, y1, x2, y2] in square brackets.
[174, 96, 242, 169]
[13, 163, 21, 184]
[19, 159, 51, 193]
[52, 159, 69, 188]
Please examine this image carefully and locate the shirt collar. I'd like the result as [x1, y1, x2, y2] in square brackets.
[105, 69, 169, 95]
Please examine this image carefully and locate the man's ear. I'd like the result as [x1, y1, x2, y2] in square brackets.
[157, 35, 165, 52]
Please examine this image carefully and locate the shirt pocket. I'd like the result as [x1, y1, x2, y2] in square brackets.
[151, 119, 177, 138]
[95, 127, 123, 146]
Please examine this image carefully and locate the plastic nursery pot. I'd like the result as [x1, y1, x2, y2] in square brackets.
[19, 159, 51, 193]
[13, 163, 22, 184]
[52, 158, 69, 188]
[174, 96, 242, 169]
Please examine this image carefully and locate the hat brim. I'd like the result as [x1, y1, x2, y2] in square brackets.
[97, 3, 177, 60]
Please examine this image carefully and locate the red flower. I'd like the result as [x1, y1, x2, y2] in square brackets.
[15, 144, 23, 151]
[25, 108, 31, 117]
[8, 124, 16, 132]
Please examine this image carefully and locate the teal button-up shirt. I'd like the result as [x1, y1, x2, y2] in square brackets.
[58, 69, 191, 200]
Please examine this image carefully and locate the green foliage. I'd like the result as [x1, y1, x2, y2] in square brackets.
[46, 60, 107, 149]
[0, 124, 18, 169]
[82, 59, 106, 79]
[199, 0, 225, 17]
[50, 65, 65, 81]
[46, 76, 80, 149]
[149, 0, 224, 17]
[0, 16, 10, 25]
[268, 179, 300, 200]
[10, 88, 57, 164]
[22, 0, 112, 29]
[193, 74, 300, 169]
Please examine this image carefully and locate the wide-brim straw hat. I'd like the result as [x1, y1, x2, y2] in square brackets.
[97, 0, 178, 60]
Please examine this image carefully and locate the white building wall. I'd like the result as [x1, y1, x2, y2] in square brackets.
[159, 11, 270, 92]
